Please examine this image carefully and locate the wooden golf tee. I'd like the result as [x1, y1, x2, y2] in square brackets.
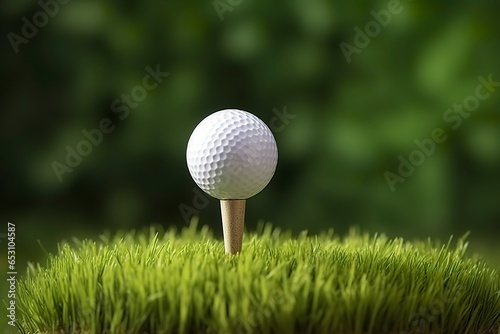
[220, 199, 246, 254]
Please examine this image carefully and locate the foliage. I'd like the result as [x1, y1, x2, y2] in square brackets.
[1, 1, 500, 239]
[17, 223, 500, 334]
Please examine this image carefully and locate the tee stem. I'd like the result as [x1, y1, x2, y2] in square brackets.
[220, 199, 246, 254]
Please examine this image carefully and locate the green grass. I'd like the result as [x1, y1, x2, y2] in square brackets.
[15, 222, 500, 334]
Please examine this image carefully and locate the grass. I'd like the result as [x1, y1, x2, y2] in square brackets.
[15, 221, 500, 334]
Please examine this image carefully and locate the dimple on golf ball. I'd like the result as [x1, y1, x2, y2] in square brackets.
[186, 109, 278, 200]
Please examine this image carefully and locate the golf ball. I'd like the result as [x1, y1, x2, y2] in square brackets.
[186, 109, 278, 200]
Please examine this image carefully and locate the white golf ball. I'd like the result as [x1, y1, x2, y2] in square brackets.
[186, 109, 278, 200]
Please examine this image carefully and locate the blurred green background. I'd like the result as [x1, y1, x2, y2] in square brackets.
[1, 0, 500, 328]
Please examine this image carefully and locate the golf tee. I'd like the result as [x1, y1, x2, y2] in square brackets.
[220, 199, 246, 254]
